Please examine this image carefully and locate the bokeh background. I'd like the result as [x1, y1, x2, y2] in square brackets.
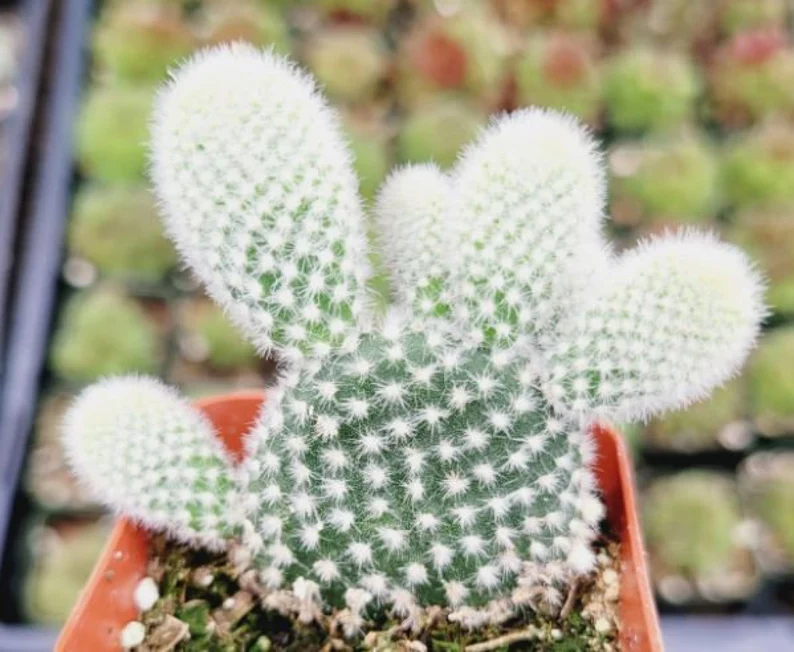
[2, 0, 794, 646]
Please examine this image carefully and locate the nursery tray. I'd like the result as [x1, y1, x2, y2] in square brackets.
[0, 0, 50, 351]
[0, 0, 90, 646]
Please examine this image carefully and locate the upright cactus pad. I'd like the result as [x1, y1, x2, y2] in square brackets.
[151, 45, 371, 362]
[64, 45, 766, 624]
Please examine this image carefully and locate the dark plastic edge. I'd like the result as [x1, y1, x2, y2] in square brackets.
[0, 0, 91, 643]
[0, 0, 51, 351]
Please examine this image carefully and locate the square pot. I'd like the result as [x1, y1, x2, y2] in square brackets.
[56, 391, 663, 651]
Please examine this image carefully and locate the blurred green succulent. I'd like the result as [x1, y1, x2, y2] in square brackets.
[722, 121, 794, 211]
[492, 0, 600, 31]
[68, 185, 177, 283]
[747, 327, 794, 436]
[304, 26, 389, 105]
[515, 33, 602, 125]
[644, 471, 743, 578]
[181, 301, 258, 372]
[313, 0, 394, 23]
[728, 210, 794, 314]
[639, 0, 715, 50]
[199, 1, 290, 52]
[604, 47, 700, 133]
[75, 84, 153, 183]
[710, 30, 794, 127]
[719, 0, 788, 36]
[609, 132, 719, 226]
[343, 115, 391, 203]
[742, 453, 794, 566]
[50, 288, 161, 384]
[25, 393, 98, 512]
[644, 378, 748, 452]
[93, 2, 197, 83]
[397, 4, 511, 109]
[397, 96, 485, 168]
[24, 521, 110, 626]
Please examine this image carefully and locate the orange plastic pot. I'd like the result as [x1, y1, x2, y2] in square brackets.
[57, 391, 663, 651]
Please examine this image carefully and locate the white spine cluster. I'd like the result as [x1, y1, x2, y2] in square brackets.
[62, 377, 239, 550]
[543, 232, 766, 422]
[63, 45, 767, 624]
[151, 44, 371, 362]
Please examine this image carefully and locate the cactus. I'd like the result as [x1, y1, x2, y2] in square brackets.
[199, 1, 290, 53]
[515, 33, 602, 126]
[643, 472, 744, 579]
[727, 210, 794, 315]
[747, 327, 794, 436]
[312, 0, 394, 24]
[719, 0, 787, 37]
[63, 45, 764, 623]
[709, 29, 794, 127]
[24, 520, 111, 625]
[603, 46, 699, 134]
[741, 452, 794, 568]
[68, 185, 177, 283]
[343, 114, 391, 203]
[50, 288, 161, 384]
[75, 84, 153, 183]
[26, 393, 99, 512]
[64, 377, 240, 549]
[178, 300, 259, 372]
[644, 378, 750, 453]
[608, 132, 719, 227]
[639, 0, 715, 50]
[727, 210, 794, 314]
[303, 26, 389, 105]
[397, 97, 486, 169]
[396, 4, 511, 110]
[492, 0, 601, 31]
[721, 121, 794, 211]
[93, 2, 197, 83]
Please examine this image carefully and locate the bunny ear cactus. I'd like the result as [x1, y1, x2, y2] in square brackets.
[63, 44, 766, 627]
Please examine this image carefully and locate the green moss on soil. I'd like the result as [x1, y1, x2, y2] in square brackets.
[136, 536, 618, 651]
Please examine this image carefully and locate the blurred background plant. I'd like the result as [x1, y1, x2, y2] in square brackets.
[12, 0, 794, 629]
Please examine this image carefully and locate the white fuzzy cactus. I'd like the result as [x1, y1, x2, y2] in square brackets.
[62, 377, 239, 550]
[374, 164, 456, 317]
[151, 44, 370, 362]
[63, 45, 765, 624]
[544, 232, 766, 422]
[450, 110, 609, 346]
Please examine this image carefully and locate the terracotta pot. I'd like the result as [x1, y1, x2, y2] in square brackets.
[56, 392, 663, 651]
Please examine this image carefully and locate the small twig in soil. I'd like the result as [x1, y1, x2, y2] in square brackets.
[559, 578, 579, 621]
[464, 630, 536, 652]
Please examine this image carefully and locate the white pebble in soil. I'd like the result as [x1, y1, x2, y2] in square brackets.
[134, 577, 160, 611]
[121, 621, 146, 649]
